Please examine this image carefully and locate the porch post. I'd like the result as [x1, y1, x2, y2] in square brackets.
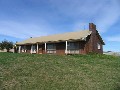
[37, 43, 39, 54]
[18, 46, 21, 53]
[31, 45, 33, 54]
[45, 43, 47, 54]
[13, 45, 15, 53]
[65, 41, 68, 55]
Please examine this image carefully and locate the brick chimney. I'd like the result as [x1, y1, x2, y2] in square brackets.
[89, 23, 97, 53]
[89, 23, 96, 33]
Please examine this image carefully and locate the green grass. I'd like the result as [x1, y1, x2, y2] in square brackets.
[0, 53, 120, 90]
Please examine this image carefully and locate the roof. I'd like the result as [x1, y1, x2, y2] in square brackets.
[96, 30, 105, 45]
[16, 30, 92, 45]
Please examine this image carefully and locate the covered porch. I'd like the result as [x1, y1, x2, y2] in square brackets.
[18, 40, 81, 55]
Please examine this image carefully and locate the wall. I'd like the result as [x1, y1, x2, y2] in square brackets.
[85, 23, 103, 54]
[38, 44, 44, 54]
[38, 41, 85, 55]
[56, 42, 66, 55]
[26, 45, 31, 53]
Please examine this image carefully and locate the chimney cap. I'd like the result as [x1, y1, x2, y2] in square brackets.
[89, 23, 96, 32]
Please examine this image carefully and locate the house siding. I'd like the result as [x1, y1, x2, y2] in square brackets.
[56, 42, 66, 55]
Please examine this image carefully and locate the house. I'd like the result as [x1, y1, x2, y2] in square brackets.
[16, 23, 105, 55]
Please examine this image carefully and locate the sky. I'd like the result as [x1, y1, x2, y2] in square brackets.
[0, 0, 120, 52]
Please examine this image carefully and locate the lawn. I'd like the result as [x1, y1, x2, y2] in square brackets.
[0, 53, 120, 90]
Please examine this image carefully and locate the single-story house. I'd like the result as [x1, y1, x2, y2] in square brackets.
[16, 23, 105, 55]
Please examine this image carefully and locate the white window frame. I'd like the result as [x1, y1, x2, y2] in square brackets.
[97, 43, 101, 49]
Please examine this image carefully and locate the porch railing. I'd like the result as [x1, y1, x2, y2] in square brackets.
[22, 49, 27, 53]
[66, 49, 79, 54]
[47, 50, 56, 54]
[32, 50, 37, 53]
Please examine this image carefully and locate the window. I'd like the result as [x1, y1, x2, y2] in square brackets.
[47, 44, 56, 50]
[32, 45, 36, 51]
[67, 42, 79, 50]
[97, 43, 101, 49]
[47, 44, 56, 54]
[31, 45, 36, 51]
[31, 45, 36, 53]
[21, 46, 26, 52]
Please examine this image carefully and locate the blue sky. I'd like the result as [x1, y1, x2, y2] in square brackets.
[0, 0, 120, 52]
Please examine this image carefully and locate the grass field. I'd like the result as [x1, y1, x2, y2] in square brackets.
[0, 53, 120, 90]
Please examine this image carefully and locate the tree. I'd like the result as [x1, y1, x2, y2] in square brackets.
[0, 42, 4, 50]
[0, 40, 13, 52]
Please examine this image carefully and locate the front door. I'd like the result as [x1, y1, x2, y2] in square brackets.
[38, 45, 43, 54]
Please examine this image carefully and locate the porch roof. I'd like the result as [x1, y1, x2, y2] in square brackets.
[16, 30, 92, 45]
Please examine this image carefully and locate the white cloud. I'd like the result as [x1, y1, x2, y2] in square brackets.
[106, 35, 120, 42]
[72, 22, 89, 31]
[0, 0, 120, 39]
[95, 0, 120, 33]
[49, 0, 101, 18]
[0, 20, 53, 39]
[49, 0, 120, 33]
